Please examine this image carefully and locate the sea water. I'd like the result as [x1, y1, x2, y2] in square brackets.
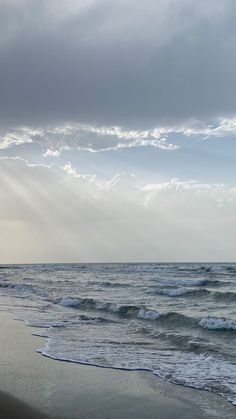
[0, 263, 236, 407]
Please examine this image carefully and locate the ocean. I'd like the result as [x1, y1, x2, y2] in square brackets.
[0, 263, 236, 407]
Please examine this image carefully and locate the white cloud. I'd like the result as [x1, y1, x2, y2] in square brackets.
[2, 116, 236, 157]
[185, 117, 236, 138]
[43, 148, 61, 157]
[0, 157, 235, 263]
[154, 117, 236, 139]
[0, 123, 179, 153]
[141, 178, 236, 210]
[0, 128, 34, 149]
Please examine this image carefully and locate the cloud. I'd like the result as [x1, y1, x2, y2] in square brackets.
[141, 178, 236, 210]
[0, 157, 235, 263]
[0, 0, 236, 129]
[43, 148, 61, 157]
[2, 116, 236, 156]
[0, 123, 179, 153]
[178, 117, 236, 138]
[0, 2, 234, 264]
[0, 128, 34, 149]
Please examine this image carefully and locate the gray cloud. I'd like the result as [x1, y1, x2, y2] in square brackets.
[0, 0, 236, 130]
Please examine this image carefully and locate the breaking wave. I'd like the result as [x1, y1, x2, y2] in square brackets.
[199, 317, 236, 331]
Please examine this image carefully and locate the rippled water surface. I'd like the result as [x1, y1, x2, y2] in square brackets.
[0, 263, 236, 406]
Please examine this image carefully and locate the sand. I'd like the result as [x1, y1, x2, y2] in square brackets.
[0, 311, 235, 419]
[0, 390, 48, 419]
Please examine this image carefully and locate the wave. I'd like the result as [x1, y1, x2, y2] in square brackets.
[0, 282, 35, 293]
[224, 265, 236, 273]
[212, 291, 236, 302]
[153, 352, 236, 406]
[208, 265, 236, 275]
[199, 317, 236, 331]
[147, 287, 209, 297]
[101, 282, 132, 288]
[176, 264, 236, 274]
[59, 296, 163, 321]
[59, 297, 162, 320]
[137, 307, 161, 320]
[147, 287, 236, 303]
[59, 297, 141, 317]
[40, 335, 236, 407]
[0, 282, 15, 289]
[177, 265, 213, 273]
[153, 330, 193, 346]
[57, 297, 200, 328]
[150, 330, 223, 357]
[155, 278, 224, 287]
[158, 312, 198, 327]
[59, 297, 236, 336]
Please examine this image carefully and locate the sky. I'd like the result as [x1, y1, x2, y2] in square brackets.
[0, 0, 236, 263]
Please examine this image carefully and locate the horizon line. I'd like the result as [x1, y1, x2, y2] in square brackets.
[0, 261, 235, 266]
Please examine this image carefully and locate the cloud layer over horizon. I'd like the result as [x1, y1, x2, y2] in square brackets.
[1, 157, 235, 263]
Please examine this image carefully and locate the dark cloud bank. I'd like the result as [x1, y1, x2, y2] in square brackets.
[1, 0, 236, 129]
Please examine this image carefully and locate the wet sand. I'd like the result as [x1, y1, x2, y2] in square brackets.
[0, 311, 235, 419]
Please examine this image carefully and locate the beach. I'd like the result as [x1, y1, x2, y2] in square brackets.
[1, 0, 235, 416]
[0, 311, 235, 419]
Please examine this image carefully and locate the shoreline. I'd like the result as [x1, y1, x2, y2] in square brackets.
[0, 311, 235, 419]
